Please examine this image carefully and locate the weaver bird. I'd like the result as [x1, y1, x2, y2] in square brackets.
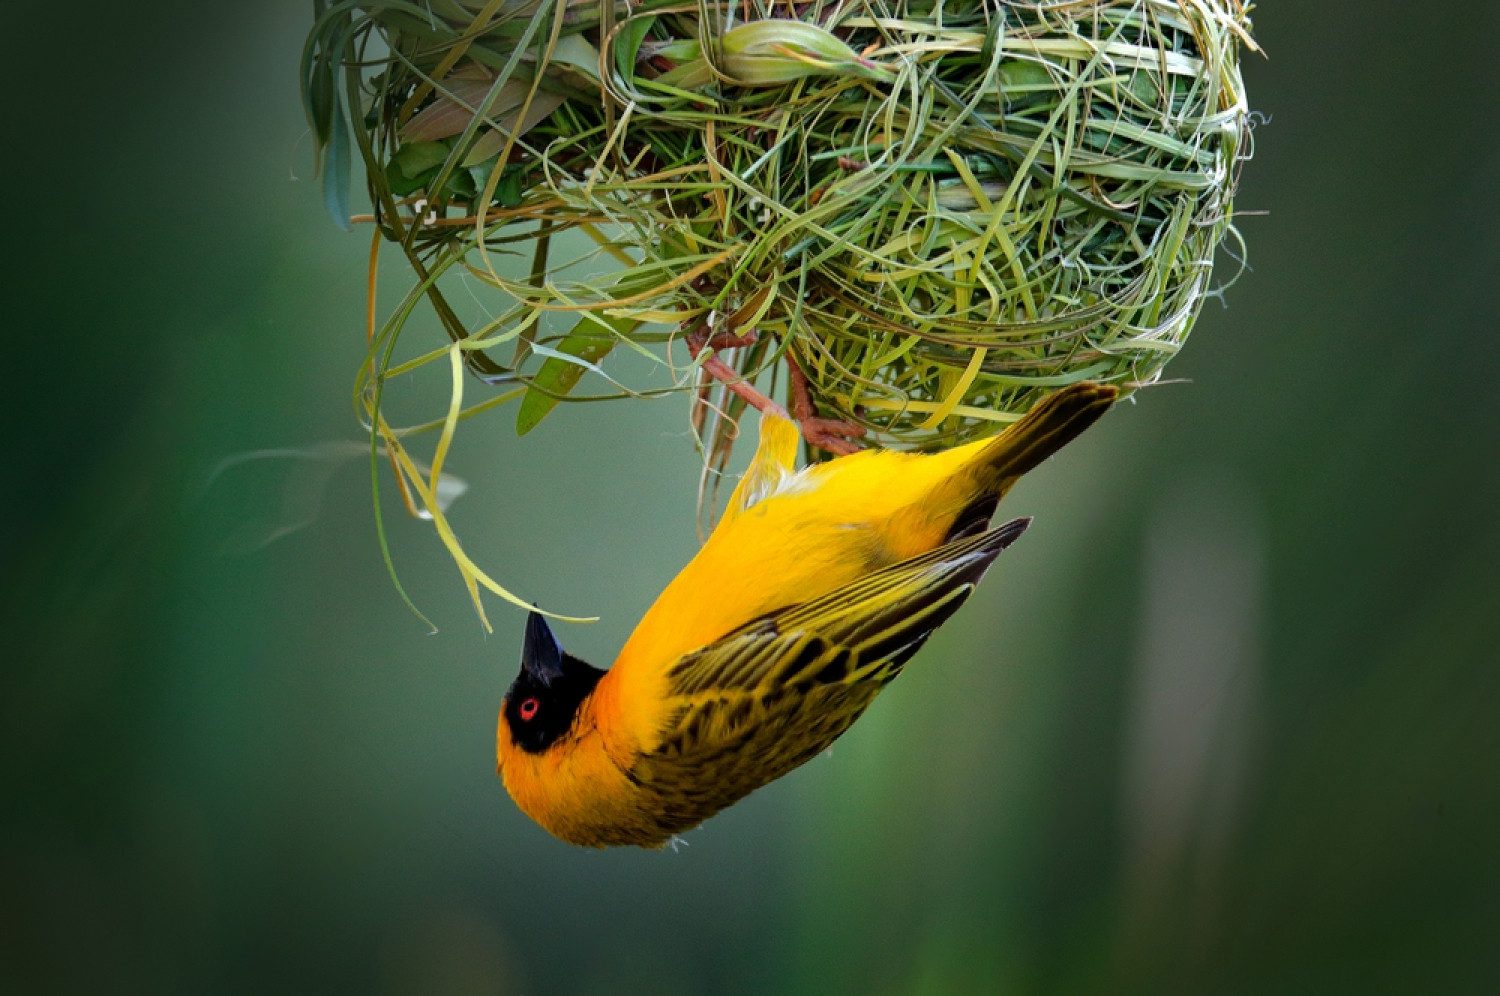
[497, 382, 1117, 847]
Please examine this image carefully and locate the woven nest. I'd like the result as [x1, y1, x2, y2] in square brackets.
[302, 0, 1254, 618]
[306, 0, 1254, 440]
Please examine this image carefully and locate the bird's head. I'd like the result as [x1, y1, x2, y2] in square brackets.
[501, 611, 606, 755]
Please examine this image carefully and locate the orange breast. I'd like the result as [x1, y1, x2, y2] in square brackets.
[495, 698, 667, 847]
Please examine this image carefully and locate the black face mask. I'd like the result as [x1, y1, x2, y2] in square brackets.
[504, 612, 605, 754]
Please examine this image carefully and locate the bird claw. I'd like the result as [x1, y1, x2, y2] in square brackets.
[800, 417, 865, 456]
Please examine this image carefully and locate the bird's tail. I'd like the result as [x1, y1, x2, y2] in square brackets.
[940, 382, 1118, 541]
[976, 381, 1119, 485]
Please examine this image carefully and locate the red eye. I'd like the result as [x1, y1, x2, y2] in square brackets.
[518, 697, 540, 722]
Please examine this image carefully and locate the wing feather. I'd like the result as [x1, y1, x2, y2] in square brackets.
[664, 517, 1030, 699]
[625, 519, 1031, 829]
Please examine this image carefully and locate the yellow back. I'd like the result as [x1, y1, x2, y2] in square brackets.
[597, 416, 993, 747]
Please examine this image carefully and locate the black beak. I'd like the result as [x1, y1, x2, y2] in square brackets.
[522, 610, 566, 685]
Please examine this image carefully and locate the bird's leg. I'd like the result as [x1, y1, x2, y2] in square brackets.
[684, 320, 868, 455]
[785, 352, 866, 456]
[684, 323, 789, 419]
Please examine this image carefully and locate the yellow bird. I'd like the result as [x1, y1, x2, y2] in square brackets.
[497, 382, 1117, 847]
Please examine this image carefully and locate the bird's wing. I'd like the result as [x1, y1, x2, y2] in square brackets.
[626, 519, 1030, 815]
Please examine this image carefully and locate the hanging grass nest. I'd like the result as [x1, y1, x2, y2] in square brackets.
[302, 0, 1254, 620]
[305, 0, 1255, 437]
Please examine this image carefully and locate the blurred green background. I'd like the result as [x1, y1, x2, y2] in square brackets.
[7, 3, 1498, 992]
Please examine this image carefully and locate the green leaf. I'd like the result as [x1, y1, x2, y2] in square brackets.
[386, 165, 426, 197]
[999, 59, 1055, 110]
[1127, 70, 1162, 105]
[545, 33, 606, 88]
[444, 166, 477, 199]
[614, 14, 657, 79]
[467, 161, 498, 194]
[495, 162, 527, 207]
[390, 141, 452, 179]
[516, 314, 638, 435]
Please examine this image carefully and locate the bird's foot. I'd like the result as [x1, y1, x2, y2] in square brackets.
[798, 417, 865, 455]
[786, 350, 866, 456]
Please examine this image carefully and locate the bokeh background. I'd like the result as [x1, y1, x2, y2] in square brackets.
[7, 3, 1498, 992]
